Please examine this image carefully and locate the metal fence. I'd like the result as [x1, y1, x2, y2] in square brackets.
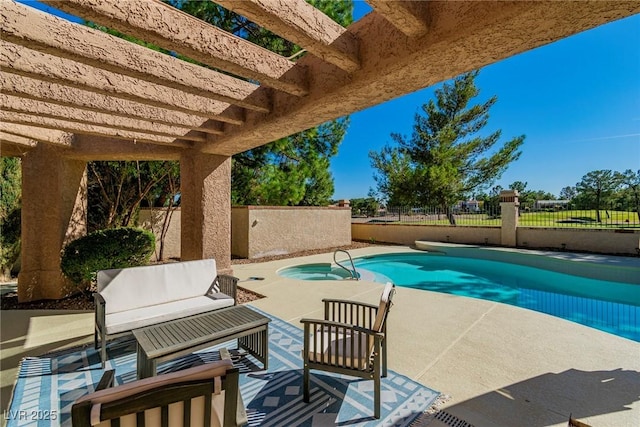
[356, 205, 502, 227]
[353, 203, 640, 229]
[518, 202, 640, 229]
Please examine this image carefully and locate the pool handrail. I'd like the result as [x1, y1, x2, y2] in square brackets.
[333, 250, 358, 280]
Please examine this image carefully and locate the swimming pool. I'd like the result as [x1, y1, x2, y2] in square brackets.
[278, 252, 640, 341]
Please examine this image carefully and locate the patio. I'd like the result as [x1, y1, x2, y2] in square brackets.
[2, 246, 638, 426]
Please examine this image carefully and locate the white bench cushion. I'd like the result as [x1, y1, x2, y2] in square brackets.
[98, 259, 217, 315]
[105, 295, 233, 334]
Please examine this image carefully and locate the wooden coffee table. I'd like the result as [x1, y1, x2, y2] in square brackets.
[133, 305, 270, 379]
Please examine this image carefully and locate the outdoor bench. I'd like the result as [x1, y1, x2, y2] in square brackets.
[94, 259, 238, 367]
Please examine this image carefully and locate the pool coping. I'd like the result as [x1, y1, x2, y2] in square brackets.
[414, 241, 640, 284]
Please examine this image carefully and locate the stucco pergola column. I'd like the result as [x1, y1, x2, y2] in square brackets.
[180, 150, 232, 274]
[18, 144, 87, 302]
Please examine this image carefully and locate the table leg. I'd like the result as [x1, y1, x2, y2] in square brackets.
[238, 325, 269, 370]
[137, 343, 156, 379]
[262, 325, 269, 370]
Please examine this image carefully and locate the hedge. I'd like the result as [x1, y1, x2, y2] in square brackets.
[61, 227, 155, 288]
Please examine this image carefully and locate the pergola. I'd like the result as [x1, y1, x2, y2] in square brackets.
[1, 0, 638, 302]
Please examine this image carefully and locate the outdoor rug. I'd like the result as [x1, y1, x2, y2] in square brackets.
[7, 307, 440, 427]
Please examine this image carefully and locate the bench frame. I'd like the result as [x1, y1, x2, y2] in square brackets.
[95, 273, 238, 368]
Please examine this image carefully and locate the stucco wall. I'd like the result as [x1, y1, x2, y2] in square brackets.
[232, 206, 352, 259]
[352, 223, 640, 255]
[139, 208, 181, 261]
[352, 223, 501, 246]
[231, 207, 250, 258]
[517, 227, 640, 255]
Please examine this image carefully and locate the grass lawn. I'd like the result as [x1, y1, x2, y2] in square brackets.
[387, 210, 639, 228]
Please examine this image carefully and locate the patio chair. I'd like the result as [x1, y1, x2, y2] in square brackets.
[71, 360, 247, 427]
[300, 282, 396, 419]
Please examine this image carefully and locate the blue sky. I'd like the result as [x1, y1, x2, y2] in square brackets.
[333, 2, 640, 200]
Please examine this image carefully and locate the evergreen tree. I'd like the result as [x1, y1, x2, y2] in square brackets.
[619, 169, 640, 222]
[575, 170, 622, 222]
[370, 71, 524, 223]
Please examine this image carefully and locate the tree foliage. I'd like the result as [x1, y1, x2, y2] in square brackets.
[618, 169, 640, 222]
[559, 186, 577, 200]
[231, 119, 348, 205]
[88, 161, 180, 231]
[574, 170, 622, 222]
[370, 71, 524, 222]
[0, 157, 21, 278]
[350, 197, 380, 217]
[507, 181, 555, 205]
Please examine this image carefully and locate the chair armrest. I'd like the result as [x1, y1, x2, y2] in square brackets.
[96, 370, 115, 391]
[322, 299, 379, 329]
[216, 274, 239, 304]
[300, 318, 383, 338]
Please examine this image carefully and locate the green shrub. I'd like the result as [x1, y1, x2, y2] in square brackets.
[0, 206, 21, 279]
[61, 227, 155, 288]
[1, 157, 21, 280]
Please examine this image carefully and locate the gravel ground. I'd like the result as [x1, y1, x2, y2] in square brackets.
[1, 241, 377, 310]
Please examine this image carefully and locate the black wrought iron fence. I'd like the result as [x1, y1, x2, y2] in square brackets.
[518, 202, 640, 228]
[352, 203, 640, 229]
[358, 205, 502, 226]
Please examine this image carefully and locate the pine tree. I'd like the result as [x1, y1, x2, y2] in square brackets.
[370, 71, 524, 223]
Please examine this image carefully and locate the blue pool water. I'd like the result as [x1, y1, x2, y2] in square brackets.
[279, 253, 640, 341]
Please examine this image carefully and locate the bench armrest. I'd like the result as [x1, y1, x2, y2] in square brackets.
[94, 292, 106, 331]
[215, 274, 239, 304]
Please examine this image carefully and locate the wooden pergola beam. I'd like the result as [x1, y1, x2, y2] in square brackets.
[1, 1, 271, 113]
[0, 73, 224, 135]
[0, 111, 192, 148]
[366, 0, 429, 37]
[0, 42, 245, 124]
[0, 94, 207, 142]
[41, 0, 309, 96]
[215, 0, 359, 72]
[0, 122, 74, 147]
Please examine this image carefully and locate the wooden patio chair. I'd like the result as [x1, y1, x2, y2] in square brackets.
[300, 282, 396, 419]
[71, 360, 247, 427]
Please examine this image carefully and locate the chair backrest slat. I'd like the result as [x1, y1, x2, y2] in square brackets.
[160, 405, 168, 427]
[183, 399, 191, 427]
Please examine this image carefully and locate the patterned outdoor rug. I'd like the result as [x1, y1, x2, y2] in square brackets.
[7, 307, 440, 427]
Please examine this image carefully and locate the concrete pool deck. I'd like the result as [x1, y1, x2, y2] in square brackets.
[1, 245, 639, 426]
